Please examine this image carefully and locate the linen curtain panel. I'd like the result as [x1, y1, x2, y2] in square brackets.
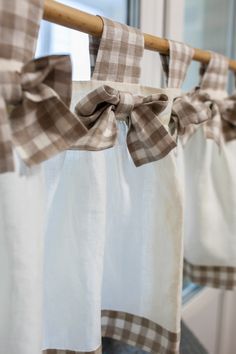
[179, 54, 236, 289]
[1, 1, 236, 354]
[42, 18, 195, 354]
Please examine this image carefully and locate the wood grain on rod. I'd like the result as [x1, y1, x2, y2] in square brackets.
[43, 0, 236, 72]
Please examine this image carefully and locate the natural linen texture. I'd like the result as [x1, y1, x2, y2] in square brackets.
[0, 1, 86, 354]
[179, 53, 236, 289]
[43, 18, 193, 354]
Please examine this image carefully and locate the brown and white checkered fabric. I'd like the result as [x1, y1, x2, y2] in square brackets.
[218, 89, 236, 142]
[89, 36, 100, 76]
[1, 55, 88, 173]
[74, 85, 177, 166]
[184, 260, 236, 290]
[159, 40, 196, 141]
[172, 89, 221, 146]
[199, 53, 229, 143]
[73, 19, 178, 166]
[200, 52, 228, 91]
[0, 0, 44, 63]
[173, 52, 233, 146]
[172, 90, 211, 137]
[43, 310, 180, 354]
[101, 310, 180, 354]
[10, 55, 87, 168]
[160, 41, 194, 89]
[44, 349, 102, 354]
[0, 0, 88, 173]
[90, 17, 144, 83]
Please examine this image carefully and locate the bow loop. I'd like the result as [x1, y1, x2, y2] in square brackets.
[116, 91, 134, 120]
[128, 93, 175, 166]
[0, 71, 22, 105]
[21, 55, 72, 105]
[0, 55, 87, 173]
[74, 85, 176, 166]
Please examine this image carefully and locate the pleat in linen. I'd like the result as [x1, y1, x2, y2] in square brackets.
[0, 162, 45, 354]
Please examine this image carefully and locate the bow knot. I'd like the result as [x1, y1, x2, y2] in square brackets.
[74, 85, 176, 166]
[115, 91, 134, 120]
[171, 88, 236, 146]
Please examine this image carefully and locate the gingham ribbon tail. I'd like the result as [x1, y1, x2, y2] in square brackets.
[0, 55, 87, 173]
[219, 93, 236, 141]
[75, 85, 177, 166]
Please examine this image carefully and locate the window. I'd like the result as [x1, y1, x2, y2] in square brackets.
[36, 0, 129, 80]
[183, 0, 236, 91]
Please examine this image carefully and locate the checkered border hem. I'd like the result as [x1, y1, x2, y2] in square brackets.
[184, 259, 236, 290]
[44, 349, 101, 354]
[43, 310, 180, 354]
[101, 310, 180, 354]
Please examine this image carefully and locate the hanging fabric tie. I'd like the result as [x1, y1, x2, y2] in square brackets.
[160, 41, 196, 138]
[160, 41, 194, 89]
[171, 52, 232, 146]
[74, 18, 177, 166]
[0, 33, 88, 174]
[90, 18, 143, 83]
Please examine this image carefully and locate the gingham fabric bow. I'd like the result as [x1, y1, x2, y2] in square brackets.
[171, 88, 220, 145]
[74, 85, 176, 166]
[79, 18, 176, 166]
[0, 55, 87, 173]
[172, 89, 236, 146]
[171, 52, 232, 146]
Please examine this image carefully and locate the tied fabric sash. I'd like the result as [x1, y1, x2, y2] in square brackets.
[0, 55, 87, 173]
[171, 87, 236, 146]
[74, 85, 177, 166]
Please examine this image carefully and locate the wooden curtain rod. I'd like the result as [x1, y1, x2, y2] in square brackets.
[43, 0, 236, 72]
